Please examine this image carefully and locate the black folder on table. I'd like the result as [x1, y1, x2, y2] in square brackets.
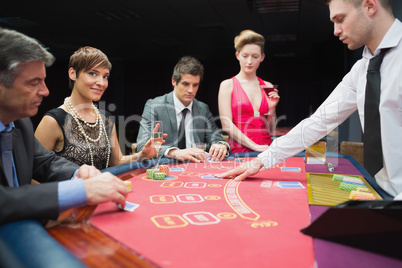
[301, 201, 402, 260]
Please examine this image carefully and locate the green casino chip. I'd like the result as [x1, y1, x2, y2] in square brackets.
[146, 169, 157, 179]
[153, 172, 166, 180]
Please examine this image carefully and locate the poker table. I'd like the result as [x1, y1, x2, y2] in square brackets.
[46, 153, 402, 268]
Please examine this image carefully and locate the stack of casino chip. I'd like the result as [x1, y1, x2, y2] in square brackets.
[333, 173, 368, 192]
[146, 168, 157, 179]
[159, 165, 170, 176]
[349, 187, 375, 200]
[228, 156, 235, 161]
[339, 181, 367, 191]
[153, 172, 166, 180]
[356, 187, 372, 193]
[332, 174, 358, 182]
[342, 177, 365, 185]
[349, 190, 376, 200]
[353, 193, 376, 200]
[123, 181, 132, 192]
[332, 174, 345, 182]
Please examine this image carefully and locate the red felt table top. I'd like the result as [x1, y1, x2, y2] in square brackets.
[90, 157, 315, 268]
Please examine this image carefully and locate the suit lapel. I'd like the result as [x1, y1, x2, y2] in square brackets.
[166, 92, 178, 135]
[191, 100, 202, 144]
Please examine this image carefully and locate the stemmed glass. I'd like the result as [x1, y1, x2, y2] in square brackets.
[262, 84, 278, 95]
[262, 84, 278, 116]
[152, 121, 163, 170]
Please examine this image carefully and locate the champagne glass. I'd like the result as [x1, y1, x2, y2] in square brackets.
[152, 121, 163, 170]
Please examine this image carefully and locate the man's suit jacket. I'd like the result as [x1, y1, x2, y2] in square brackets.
[0, 118, 79, 224]
[136, 92, 228, 156]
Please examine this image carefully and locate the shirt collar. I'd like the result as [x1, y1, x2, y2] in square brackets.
[172, 91, 193, 115]
[0, 121, 15, 133]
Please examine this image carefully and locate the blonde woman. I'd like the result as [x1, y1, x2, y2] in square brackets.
[218, 30, 280, 153]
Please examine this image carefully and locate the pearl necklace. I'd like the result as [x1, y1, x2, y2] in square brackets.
[63, 97, 111, 168]
[64, 97, 100, 128]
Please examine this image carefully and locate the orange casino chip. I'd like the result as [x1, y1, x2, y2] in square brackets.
[159, 165, 170, 176]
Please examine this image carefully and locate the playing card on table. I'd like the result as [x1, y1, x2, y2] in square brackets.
[116, 201, 140, 212]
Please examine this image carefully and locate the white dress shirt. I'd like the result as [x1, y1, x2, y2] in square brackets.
[258, 19, 402, 197]
[173, 93, 194, 149]
[163, 94, 194, 156]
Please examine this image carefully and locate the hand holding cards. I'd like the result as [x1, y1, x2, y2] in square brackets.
[121, 202, 140, 212]
[114, 180, 139, 212]
[114, 201, 140, 212]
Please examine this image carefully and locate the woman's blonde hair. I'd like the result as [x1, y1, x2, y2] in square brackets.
[234, 30, 265, 54]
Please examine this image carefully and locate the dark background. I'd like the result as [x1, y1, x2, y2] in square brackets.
[1, 0, 401, 153]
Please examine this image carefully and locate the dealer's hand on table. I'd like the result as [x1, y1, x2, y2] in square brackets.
[83, 172, 129, 208]
[217, 157, 264, 181]
[169, 148, 208, 163]
[208, 143, 228, 161]
[74, 164, 101, 179]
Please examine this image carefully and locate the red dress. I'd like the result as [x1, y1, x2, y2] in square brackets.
[229, 77, 272, 153]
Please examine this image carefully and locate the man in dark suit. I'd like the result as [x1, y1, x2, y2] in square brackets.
[136, 56, 229, 162]
[0, 28, 129, 225]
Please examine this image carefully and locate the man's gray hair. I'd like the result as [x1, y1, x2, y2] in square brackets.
[0, 28, 55, 88]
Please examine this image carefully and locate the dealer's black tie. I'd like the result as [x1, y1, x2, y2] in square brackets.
[364, 48, 389, 177]
[0, 131, 14, 187]
[178, 108, 188, 149]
